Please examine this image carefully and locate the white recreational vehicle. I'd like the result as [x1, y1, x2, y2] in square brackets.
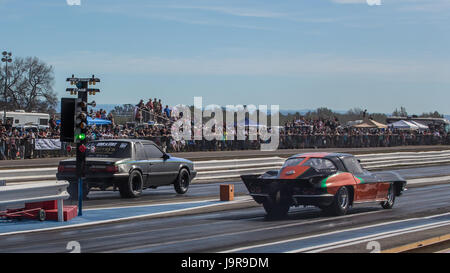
[0, 110, 50, 129]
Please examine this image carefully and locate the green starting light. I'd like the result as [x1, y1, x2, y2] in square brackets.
[76, 133, 86, 141]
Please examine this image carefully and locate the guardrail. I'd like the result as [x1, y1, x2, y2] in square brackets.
[193, 150, 450, 181]
[0, 181, 70, 222]
[1, 150, 450, 183]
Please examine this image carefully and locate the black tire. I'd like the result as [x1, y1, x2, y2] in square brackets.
[37, 209, 46, 221]
[322, 187, 350, 216]
[119, 170, 144, 198]
[67, 181, 89, 200]
[174, 168, 190, 194]
[381, 184, 396, 209]
[262, 191, 290, 218]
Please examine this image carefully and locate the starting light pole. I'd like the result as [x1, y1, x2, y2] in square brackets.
[65, 75, 100, 216]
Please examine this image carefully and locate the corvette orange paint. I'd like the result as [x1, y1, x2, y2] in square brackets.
[321, 172, 357, 195]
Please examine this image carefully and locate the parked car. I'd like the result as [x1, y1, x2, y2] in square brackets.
[56, 139, 196, 199]
[241, 152, 406, 218]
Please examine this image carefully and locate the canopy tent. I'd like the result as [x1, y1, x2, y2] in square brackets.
[353, 119, 387, 129]
[408, 120, 429, 131]
[56, 117, 112, 126]
[87, 117, 111, 126]
[388, 120, 419, 130]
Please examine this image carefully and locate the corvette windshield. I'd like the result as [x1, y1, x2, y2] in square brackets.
[86, 142, 131, 158]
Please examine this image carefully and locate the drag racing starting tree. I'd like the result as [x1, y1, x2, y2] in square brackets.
[60, 74, 100, 216]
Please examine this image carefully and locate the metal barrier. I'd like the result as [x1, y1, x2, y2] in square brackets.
[193, 150, 450, 180]
[0, 181, 70, 222]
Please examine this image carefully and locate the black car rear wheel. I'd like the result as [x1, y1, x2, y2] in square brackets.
[322, 186, 350, 216]
[67, 181, 90, 200]
[380, 184, 396, 209]
[120, 170, 143, 198]
[174, 168, 190, 194]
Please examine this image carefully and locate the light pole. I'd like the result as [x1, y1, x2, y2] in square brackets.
[1, 51, 12, 124]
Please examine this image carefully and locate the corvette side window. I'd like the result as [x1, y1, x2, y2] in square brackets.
[343, 157, 364, 175]
[302, 158, 337, 172]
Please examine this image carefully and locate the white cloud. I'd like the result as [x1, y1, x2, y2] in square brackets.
[66, 0, 81, 6]
[330, 0, 368, 4]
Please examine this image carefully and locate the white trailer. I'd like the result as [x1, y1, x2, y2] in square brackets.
[0, 110, 50, 129]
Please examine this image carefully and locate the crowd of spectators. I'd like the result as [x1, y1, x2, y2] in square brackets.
[1, 105, 449, 160]
[135, 98, 172, 124]
[0, 118, 61, 160]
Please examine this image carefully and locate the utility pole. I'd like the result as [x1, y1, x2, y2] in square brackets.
[62, 75, 100, 216]
[1, 51, 12, 124]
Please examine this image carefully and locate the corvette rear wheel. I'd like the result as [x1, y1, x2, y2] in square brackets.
[263, 191, 290, 218]
[380, 184, 396, 209]
[323, 187, 350, 216]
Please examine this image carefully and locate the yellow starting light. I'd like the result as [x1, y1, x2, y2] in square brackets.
[88, 91, 92, 95]
[93, 81, 96, 85]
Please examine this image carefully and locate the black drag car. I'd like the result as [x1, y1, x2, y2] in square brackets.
[241, 152, 407, 218]
[56, 139, 196, 199]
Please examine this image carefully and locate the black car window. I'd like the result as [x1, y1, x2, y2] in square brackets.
[302, 158, 337, 172]
[135, 142, 146, 160]
[343, 157, 364, 175]
[86, 142, 131, 158]
[143, 144, 163, 159]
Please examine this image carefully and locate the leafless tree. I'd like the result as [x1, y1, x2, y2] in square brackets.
[0, 56, 56, 113]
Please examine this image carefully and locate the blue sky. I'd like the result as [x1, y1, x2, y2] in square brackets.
[1, 0, 449, 114]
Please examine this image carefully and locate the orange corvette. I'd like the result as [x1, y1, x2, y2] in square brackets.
[241, 153, 407, 217]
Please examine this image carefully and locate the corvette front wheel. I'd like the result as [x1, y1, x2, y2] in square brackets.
[380, 184, 395, 209]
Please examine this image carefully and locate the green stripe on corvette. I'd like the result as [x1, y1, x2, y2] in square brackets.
[355, 176, 366, 184]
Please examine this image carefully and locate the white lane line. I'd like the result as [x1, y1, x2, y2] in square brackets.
[194, 157, 284, 164]
[407, 176, 450, 184]
[0, 175, 55, 181]
[114, 209, 387, 252]
[357, 150, 450, 158]
[84, 196, 252, 211]
[221, 212, 450, 253]
[302, 221, 450, 253]
[0, 198, 253, 237]
[196, 162, 284, 171]
[0, 167, 57, 174]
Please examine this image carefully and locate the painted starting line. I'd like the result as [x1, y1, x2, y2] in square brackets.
[0, 196, 252, 237]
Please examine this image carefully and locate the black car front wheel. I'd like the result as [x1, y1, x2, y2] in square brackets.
[174, 168, 190, 194]
[120, 170, 143, 198]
